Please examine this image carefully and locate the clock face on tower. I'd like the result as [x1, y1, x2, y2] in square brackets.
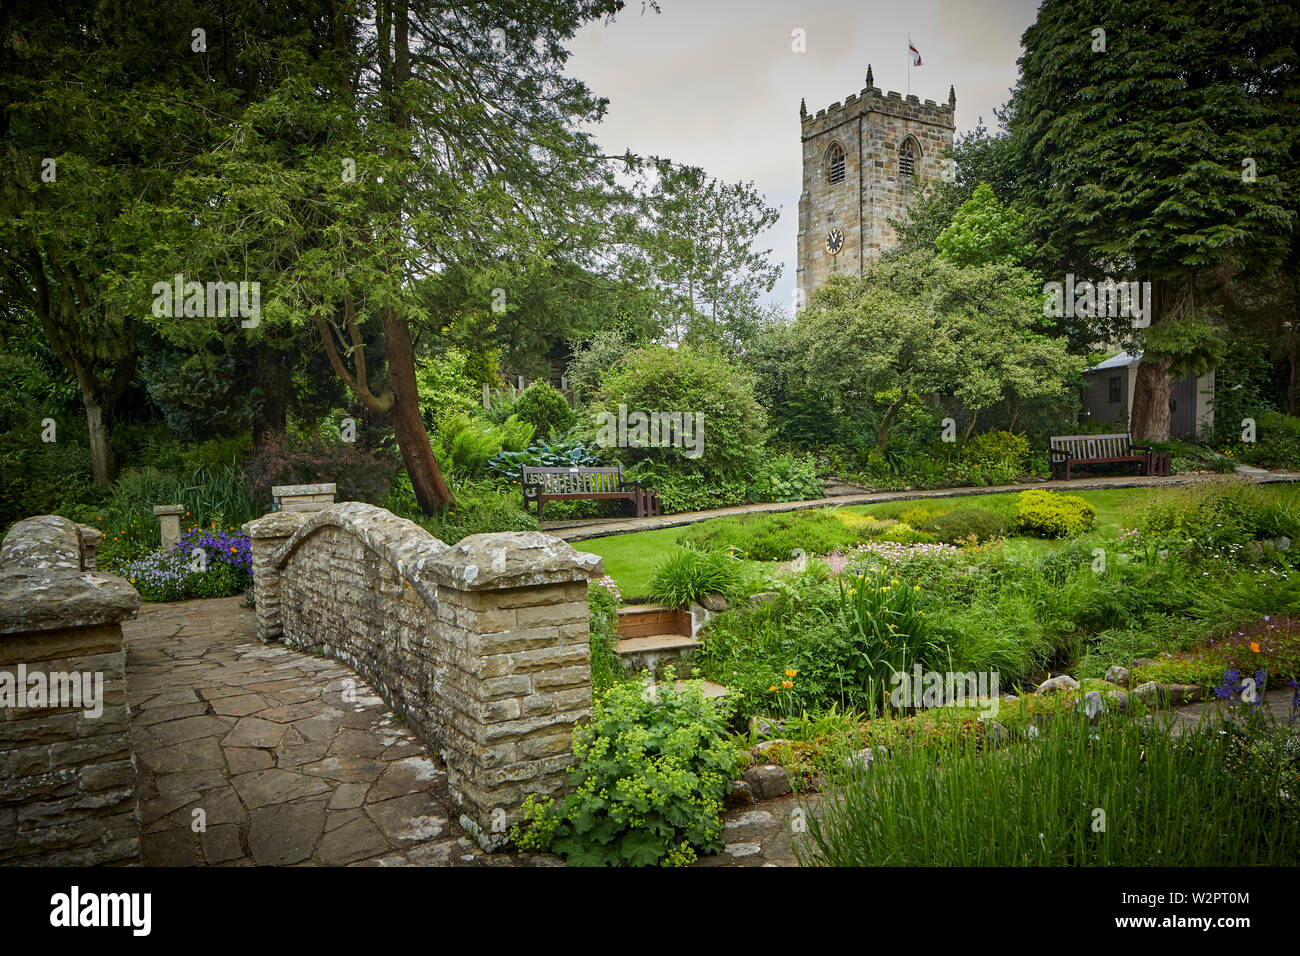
[826, 228, 844, 255]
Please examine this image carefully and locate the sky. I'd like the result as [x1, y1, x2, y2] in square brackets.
[565, 0, 1044, 312]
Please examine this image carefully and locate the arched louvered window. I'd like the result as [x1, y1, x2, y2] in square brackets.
[899, 139, 916, 180]
[826, 143, 846, 185]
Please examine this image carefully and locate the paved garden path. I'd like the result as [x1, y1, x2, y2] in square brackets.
[124, 596, 557, 867]
[546, 470, 1300, 542]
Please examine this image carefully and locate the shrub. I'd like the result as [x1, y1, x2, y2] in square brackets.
[597, 344, 767, 482]
[244, 432, 396, 507]
[628, 465, 749, 514]
[915, 507, 1009, 544]
[965, 430, 1031, 474]
[415, 348, 496, 430]
[1234, 410, 1300, 470]
[511, 381, 576, 439]
[511, 677, 739, 866]
[648, 547, 746, 608]
[1136, 477, 1296, 554]
[677, 509, 869, 561]
[746, 453, 824, 503]
[1014, 489, 1096, 537]
[388, 475, 538, 543]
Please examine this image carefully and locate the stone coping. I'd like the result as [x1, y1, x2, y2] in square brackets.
[152, 504, 185, 516]
[245, 503, 601, 605]
[0, 567, 140, 635]
[272, 482, 337, 497]
[0, 514, 84, 571]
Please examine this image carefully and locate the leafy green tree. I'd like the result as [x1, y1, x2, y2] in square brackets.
[1006, 0, 1299, 440]
[936, 183, 1031, 268]
[792, 252, 1079, 450]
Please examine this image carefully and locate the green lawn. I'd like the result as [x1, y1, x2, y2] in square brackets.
[573, 483, 1300, 599]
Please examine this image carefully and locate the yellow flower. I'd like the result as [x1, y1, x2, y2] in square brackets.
[914, 584, 921, 591]
[785, 669, 797, 678]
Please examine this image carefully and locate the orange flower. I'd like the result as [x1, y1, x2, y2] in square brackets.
[782, 680, 793, 689]
[785, 668, 797, 678]
[768, 685, 778, 692]
[1250, 642, 1261, 653]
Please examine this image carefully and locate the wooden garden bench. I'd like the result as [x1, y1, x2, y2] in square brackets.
[520, 465, 661, 521]
[1049, 433, 1153, 480]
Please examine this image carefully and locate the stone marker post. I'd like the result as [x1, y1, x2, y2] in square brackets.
[152, 504, 185, 550]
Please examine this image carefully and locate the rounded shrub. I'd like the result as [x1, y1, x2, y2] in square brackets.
[511, 381, 576, 439]
[1014, 489, 1096, 538]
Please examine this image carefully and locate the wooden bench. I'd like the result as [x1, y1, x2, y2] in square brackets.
[1049, 433, 1153, 480]
[520, 465, 661, 521]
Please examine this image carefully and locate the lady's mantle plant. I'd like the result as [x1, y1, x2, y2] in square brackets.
[512, 673, 739, 866]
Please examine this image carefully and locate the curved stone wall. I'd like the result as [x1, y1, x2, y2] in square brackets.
[243, 503, 601, 849]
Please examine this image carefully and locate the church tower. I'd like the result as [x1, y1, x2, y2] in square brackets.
[796, 67, 956, 304]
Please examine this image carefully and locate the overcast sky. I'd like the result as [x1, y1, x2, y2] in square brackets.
[566, 0, 1043, 312]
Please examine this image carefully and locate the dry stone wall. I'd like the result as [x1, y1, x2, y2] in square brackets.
[243, 502, 602, 849]
[0, 515, 141, 866]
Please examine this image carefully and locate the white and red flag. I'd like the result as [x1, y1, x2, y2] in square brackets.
[909, 39, 922, 66]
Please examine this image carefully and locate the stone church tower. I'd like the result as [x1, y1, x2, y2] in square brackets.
[796, 66, 956, 302]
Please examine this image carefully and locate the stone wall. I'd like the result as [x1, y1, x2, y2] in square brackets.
[0, 516, 141, 865]
[243, 502, 602, 849]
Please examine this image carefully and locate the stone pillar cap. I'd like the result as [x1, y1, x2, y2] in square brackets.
[427, 531, 603, 590]
[152, 504, 186, 515]
[243, 511, 311, 538]
[272, 483, 337, 496]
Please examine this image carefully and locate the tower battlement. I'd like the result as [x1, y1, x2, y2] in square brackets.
[795, 66, 956, 301]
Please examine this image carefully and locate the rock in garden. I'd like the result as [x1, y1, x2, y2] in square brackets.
[743, 764, 793, 801]
[748, 591, 779, 606]
[1131, 682, 1205, 707]
[748, 715, 782, 738]
[726, 780, 755, 809]
[751, 739, 791, 760]
[1104, 666, 1129, 686]
[841, 747, 882, 771]
[1130, 657, 1157, 668]
[982, 721, 1010, 748]
[1034, 674, 1080, 695]
[1105, 690, 1129, 713]
[701, 593, 730, 612]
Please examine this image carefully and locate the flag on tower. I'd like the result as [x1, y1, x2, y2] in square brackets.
[909, 39, 922, 66]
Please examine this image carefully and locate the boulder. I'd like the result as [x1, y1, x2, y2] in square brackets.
[1131, 682, 1206, 707]
[1034, 674, 1080, 695]
[743, 764, 793, 801]
[748, 716, 783, 738]
[701, 593, 731, 612]
[725, 780, 755, 809]
[751, 739, 791, 761]
[1104, 665, 1129, 686]
[749, 591, 780, 607]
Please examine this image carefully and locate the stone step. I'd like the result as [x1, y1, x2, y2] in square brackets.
[616, 604, 692, 639]
[642, 679, 729, 702]
[615, 633, 701, 674]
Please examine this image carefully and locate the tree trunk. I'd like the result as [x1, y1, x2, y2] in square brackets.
[383, 307, 452, 512]
[876, 387, 909, 451]
[83, 393, 117, 486]
[962, 407, 979, 443]
[1130, 357, 1173, 442]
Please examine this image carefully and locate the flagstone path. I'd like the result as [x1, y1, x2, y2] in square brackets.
[125, 596, 556, 867]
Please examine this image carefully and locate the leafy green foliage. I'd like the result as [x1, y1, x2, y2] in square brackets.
[915, 508, 1009, 544]
[432, 415, 534, 479]
[598, 344, 766, 481]
[587, 576, 626, 694]
[648, 547, 747, 609]
[510, 381, 577, 440]
[486, 433, 605, 482]
[1014, 490, 1096, 537]
[511, 678, 739, 866]
[935, 182, 1030, 267]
